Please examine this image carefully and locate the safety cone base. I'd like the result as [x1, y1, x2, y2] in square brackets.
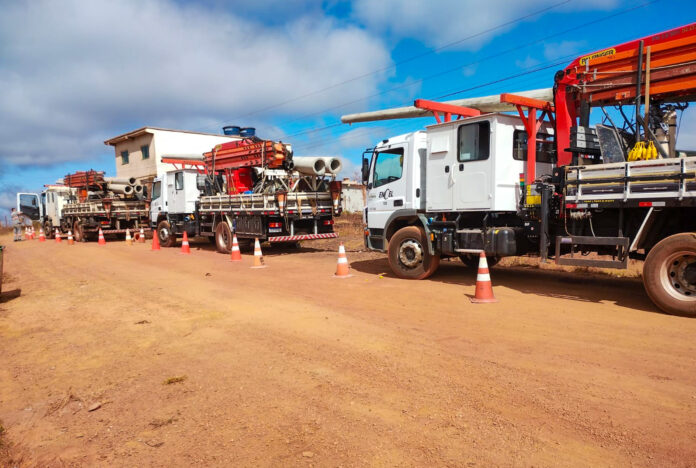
[332, 273, 352, 279]
[470, 296, 498, 304]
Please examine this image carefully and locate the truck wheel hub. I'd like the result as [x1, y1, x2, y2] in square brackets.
[399, 239, 423, 268]
[665, 252, 696, 299]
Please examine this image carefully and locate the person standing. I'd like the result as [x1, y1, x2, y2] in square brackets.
[11, 207, 24, 241]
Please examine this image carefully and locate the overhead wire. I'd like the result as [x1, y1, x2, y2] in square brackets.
[229, 0, 574, 121]
[274, 0, 663, 145]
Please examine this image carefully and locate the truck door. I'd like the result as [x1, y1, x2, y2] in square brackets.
[453, 121, 492, 210]
[367, 145, 407, 232]
[16, 193, 42, 221]
[169, 171, 187, 213]
[150, 179, 163, 225]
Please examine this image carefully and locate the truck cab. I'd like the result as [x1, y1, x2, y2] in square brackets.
[150, 169, 202, 247]
[17, 186, 76, 237]
[363, 113, 554, 258]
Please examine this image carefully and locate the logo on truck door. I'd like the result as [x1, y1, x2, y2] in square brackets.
[378, 188, 393, 199]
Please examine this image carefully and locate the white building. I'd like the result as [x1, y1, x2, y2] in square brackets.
[341, 178, 366, 213]
[104, 127, 239, 187]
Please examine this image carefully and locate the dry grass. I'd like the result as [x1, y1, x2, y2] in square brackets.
[163, 376, 187, 385]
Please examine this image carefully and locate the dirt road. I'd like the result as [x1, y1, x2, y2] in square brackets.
[1, 228, 695, 467]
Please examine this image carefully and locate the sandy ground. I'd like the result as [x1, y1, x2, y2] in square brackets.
[1, 221, 696, 467]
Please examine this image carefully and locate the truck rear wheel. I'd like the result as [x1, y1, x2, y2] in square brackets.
[157, 220, 177, 248]
[215, 222, 232, 254]
[388, 226, 440, 279]
[643, 233, 696, 317]
[73, 221, 86, 242]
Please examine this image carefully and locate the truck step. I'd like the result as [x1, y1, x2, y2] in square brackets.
[554, 236, 629, 269]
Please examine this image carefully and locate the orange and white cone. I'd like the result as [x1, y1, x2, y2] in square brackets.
[67, 230, 74, 245]
[30, 227, 35, 240]
[181, 231, 191, 254]
[470, 252, 497, 303]
[334, 242, 351, 278]
[138, 227, 146, 243]
[250, 238, 265, 268]
[98, 228, 106, 245]
[39, 228, 46, 242]
[125, 228, 132, 246]
[151, 229, 160, 251]
[55, 229, 62, 243]
[24, 227, 29, 240]
[230, 234, 242, 262]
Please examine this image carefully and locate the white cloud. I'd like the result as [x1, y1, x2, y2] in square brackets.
[515, 56, 541, 69]
[352, 0, 618, 49]
[543, 40, 586, 60]
[0, 0, 391, 166]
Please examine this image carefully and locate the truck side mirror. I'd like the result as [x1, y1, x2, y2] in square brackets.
[361, 157, 370, 184]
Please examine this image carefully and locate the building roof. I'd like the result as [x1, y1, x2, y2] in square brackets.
[104, 126, 232, 146]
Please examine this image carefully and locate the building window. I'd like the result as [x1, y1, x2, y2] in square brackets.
[141, 145, 149, 160]
[457, 121, 490, 162]
[121, 150, 129, 165]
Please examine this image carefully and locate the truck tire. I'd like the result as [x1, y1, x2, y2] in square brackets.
[215, 222, 233, 254]
[157, 220, 177, 248]
[459, 253, 499, 269]
[44, 221, 54, 239]
[388, 226, 440, 279]
[73, 221, 86, 242]
[643, 232, 696, 317]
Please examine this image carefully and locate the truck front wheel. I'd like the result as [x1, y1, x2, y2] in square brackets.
[388, 226, 440, 279]
[643, 232, 696, 317]
[215, 222, 232, 254]
[157, 220, 177, 248]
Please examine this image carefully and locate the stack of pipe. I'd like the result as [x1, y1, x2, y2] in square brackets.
[104, 177, 143, 198]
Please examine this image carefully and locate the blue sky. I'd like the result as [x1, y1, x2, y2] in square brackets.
[0, 0, 694, 217]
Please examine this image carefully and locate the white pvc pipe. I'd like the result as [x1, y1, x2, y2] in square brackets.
[340, 88, 554, 123]
[293, 157, 326, 176]
[321, 157, 342, 175]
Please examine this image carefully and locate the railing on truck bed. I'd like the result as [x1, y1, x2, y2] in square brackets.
[564, 156, 696, 206]
[199, 192, 335, 216]
[62, 200, 149, 218]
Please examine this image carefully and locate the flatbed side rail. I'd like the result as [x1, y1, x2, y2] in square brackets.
[565, 156, 696, 202]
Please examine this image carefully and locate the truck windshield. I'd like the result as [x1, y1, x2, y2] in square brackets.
[372, 148, 404, 188]
[152, 181, 161, 199]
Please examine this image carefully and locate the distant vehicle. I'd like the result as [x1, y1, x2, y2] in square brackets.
[17, 171, 150, 241]
[151, 132, 342, 251]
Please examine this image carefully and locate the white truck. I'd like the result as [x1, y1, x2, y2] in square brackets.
[344, 23, 696, 317]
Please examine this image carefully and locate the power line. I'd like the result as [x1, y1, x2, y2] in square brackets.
[229, 0, 573, 121]
[276, 0, 661, 143]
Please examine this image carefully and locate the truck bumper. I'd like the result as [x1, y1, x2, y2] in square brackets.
[268, 232, 338, 242]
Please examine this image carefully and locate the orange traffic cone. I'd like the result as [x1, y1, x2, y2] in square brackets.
[250, 238, 265, 268]
[230, 234, 242, 262]
[30, 227, 35, 240]
[470, 252, 497, 303]
[67, 230, 74, 245]
[334, 242, 351, 278]
[55, 229, 62, 243]
[39, 228, 46, 242]
[24, 227, 29, 240]
[139, 227, 146, 243]
[181, 231, 191, 254]
[125, 228, 132, 246]
[151, 229, 160, 251]
[98, 228, 106, 245]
